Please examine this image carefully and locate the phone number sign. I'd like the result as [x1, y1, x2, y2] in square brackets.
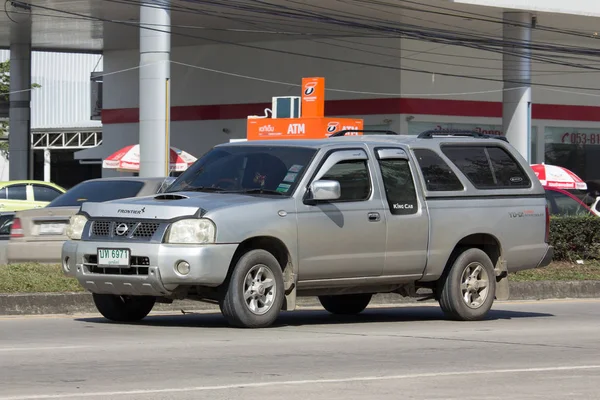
[546, 127, 600, 145]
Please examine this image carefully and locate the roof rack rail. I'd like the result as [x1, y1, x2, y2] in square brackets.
[417, 129, 509, 142]
[328, 129, 399, 138]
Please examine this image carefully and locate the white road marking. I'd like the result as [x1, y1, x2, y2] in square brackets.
[0, 346, 90, 352]
[1, 365, 600, 399]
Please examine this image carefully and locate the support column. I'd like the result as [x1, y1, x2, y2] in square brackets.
[43, 148, 51, 182]
[502, 12, 532, 162]
[138, 0, 171, 177]
[8, 3, 32, 180]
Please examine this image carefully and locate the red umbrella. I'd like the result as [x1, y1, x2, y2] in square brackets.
[530, 163, 587, 190]
[102, 144, 197, 172]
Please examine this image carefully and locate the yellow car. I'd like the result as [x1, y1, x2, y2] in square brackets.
[0, 180, 66, 212]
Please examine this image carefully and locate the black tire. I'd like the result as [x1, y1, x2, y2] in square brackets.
[92, 294, 156, 322]
[438, 248, 496, 321]
[318, 293, 372, 315]
[219, 249, 285, 328]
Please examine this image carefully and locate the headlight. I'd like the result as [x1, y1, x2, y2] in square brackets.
[66, 214, 88, 240]
[165, 218, 216, 244]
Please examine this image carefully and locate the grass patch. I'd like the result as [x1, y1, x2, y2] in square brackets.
[0, 261, 600, 294]
[510, 261, 600, 282]
[0, 263, 83, 294]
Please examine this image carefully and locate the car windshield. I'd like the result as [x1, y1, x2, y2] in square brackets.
[47, 181, 145, 207]
[166, 145, 317, 196]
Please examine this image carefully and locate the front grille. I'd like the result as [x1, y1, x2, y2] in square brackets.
[90, 220, 161, 240]
[131, 223, 160, 238]
[84, 254, 150, 276]
[92, 221, 111, 236]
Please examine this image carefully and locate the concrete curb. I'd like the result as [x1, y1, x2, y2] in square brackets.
[1, 280, 600, 316]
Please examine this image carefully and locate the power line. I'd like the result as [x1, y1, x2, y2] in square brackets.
[14, 1, 600, 92]
[103, 0, 600, 71]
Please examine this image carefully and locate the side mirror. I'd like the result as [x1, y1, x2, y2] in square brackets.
[309, 180, 341, 202]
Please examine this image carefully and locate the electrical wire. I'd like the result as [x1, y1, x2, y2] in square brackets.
[19, 0, 600, 92]
[142, 0, 600, 71]
[100, 0, 600, 72]
[7, 0, 600, 92]
[4, 57, 600, 102]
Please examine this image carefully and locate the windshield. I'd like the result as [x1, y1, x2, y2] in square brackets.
[166, 145, 317, 196]
[47, 181, 145, 207]
[565, 189, 596, 206]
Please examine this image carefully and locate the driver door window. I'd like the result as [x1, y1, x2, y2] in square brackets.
[319, 160, 370, 202]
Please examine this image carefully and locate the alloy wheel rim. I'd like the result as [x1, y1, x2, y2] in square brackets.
[460, 262, 490, 309]
[243, 264, 276, 315]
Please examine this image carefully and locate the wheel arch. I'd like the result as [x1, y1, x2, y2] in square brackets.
[438, 233, 506, 299]
[227, 235, 297, 311]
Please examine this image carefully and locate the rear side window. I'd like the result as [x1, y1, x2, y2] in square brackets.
[441, 145, 531, 189]
[33, 185, 63, 202]
[48, 181, 145, 207]
[377, 158, 418, 215]
[412, 149, 464, 192]
[7, 184, 27, 200]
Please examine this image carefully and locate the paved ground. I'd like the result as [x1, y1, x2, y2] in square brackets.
[1, 300, 600, 400]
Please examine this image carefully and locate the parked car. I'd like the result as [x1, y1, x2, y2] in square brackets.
[0, 211, 15, 240]
[62, 130, 553, 328]
[7, 176, 172, 264]
[544, 186, 595, 217]
[0, 180, 66, 212]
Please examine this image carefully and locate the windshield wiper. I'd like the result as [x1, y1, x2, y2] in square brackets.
[227, 188, 285, 196]
[178, 186, 226, 193]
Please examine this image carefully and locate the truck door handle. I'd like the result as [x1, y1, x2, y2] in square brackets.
[368, 212, 380, 222]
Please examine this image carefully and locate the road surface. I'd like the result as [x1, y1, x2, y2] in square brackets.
[1, 299, 600, 400]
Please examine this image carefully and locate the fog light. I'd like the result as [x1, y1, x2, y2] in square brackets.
[176, 261, 190, 275]
[63, 257, 70, 272]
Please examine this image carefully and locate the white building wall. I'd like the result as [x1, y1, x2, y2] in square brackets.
[0, 50, 103, 180]
[0, 50, 103, 129]
[97, 37, 600, 176]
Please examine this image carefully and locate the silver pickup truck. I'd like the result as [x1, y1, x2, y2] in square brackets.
[62, 130, 553, 328]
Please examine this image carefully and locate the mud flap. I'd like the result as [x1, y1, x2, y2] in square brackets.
[494, 259, 510, 301]
[282, 268, 297, 311]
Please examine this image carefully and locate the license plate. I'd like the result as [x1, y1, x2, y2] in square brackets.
[97, 248, 130, 267]
[39, 223, 66, 235]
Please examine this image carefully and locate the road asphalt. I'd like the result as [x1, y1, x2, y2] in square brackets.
[1, 300, 600, 400]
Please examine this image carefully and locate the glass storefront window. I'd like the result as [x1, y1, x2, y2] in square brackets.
[544, 127, 600, 192]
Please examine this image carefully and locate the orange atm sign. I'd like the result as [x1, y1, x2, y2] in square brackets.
[247, 118, 364, 140]
[246, 76, 364, 141]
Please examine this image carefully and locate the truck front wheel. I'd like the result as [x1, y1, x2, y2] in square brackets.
[92, 294, 156, 322]
[319, 293, 373, 315]
[220, 249, 285, 328]
[438, 248, 496, 321]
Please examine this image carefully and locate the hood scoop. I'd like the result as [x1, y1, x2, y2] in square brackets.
[153, 193, 189, 201]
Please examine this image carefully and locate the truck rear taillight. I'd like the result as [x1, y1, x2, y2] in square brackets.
[10, 217, 23, 238]
[545, 205, 550, 243]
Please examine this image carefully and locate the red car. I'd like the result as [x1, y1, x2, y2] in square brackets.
[544, 186, 594, 217]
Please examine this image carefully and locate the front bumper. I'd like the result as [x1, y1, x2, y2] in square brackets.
[536, 245, 554, 268]
[62, 240, 238, 297]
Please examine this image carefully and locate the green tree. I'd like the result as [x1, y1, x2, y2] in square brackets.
[0, 60, 40, 158]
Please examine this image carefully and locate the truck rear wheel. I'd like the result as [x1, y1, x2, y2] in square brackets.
[220, 249, 285, 328]
[92, 294, 156, 322]
[318, 293, 372, 315]
[438, 248, 496, 321]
